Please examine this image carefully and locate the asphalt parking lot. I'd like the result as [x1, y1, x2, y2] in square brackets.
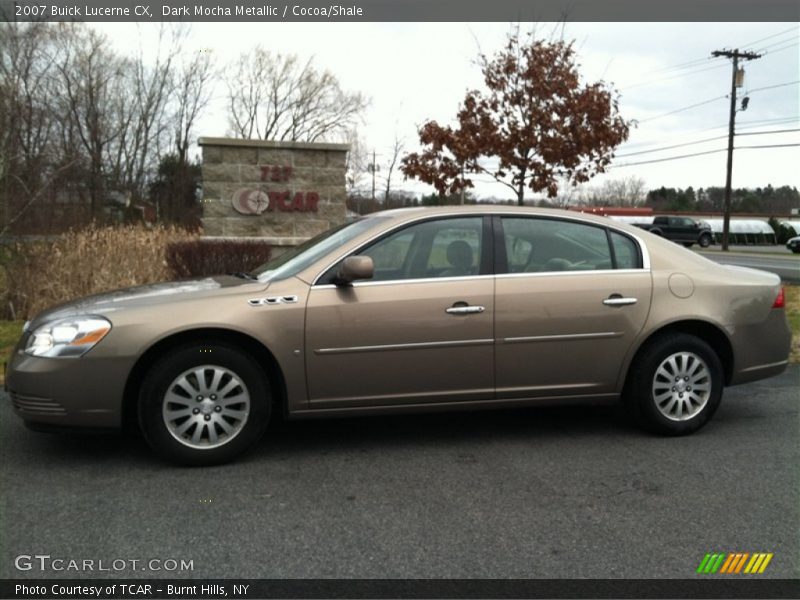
[1, 367, 798, 580]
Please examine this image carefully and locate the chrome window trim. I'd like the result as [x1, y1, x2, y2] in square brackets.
[495, 268, 648, 280]
[313, 273, 494, 290]
[310, 210, 651, 286]
[311, 268, 649, 291]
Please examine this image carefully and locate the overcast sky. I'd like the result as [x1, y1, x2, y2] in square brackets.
[94, 21, 800, 200]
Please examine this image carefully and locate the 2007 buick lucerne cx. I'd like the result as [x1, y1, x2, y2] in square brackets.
[7, 207, 791, 465]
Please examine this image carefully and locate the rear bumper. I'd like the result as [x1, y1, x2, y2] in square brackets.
[729, 309, 792, 386]
[6, 350, 132, 429]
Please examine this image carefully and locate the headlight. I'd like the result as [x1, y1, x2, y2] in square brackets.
[24, 316, 111, 358]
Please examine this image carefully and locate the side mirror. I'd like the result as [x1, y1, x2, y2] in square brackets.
[336, 256, 374, 285]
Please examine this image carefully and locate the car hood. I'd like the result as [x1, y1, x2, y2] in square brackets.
[28, 275, 268, 328]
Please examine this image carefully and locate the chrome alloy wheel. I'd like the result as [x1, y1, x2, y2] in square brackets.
[162, 365, 251, 449]
[651, 352, 711, 421]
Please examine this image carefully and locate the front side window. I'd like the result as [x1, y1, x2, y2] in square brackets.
[320, 217, 485, 283]
[252, 217, 389, 282]
[500, 217, 641, 273]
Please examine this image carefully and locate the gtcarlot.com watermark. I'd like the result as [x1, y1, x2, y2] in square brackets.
[15, 554, 194, 572]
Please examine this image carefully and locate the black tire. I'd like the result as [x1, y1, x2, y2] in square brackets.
[698, 234, 712, 248]
[138, 342, 271, 466]
[682, 242, 694, 248]
[792, 248, 800, 254]
[624, 333, 724, 436]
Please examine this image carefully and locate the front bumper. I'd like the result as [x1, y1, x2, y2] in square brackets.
[6, 349, 132, 429]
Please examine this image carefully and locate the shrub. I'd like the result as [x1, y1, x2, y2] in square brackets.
[2, 224, 196, 320]
[768, 217, 796, 244]
[165, 239, 272, 279]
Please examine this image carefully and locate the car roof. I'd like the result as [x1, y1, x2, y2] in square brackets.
[367, 205, 618, 227]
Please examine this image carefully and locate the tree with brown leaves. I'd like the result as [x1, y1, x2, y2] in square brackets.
[402, 29, 630, 205]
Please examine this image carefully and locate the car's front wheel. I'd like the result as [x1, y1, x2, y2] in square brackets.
[624, 333, 724, 435]
[698, 233, 712, 248]
[138, 343, 271, 465]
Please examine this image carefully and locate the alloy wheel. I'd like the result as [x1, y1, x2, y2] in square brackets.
[162, 365, 251, 449]
[651, 352, 711, 421]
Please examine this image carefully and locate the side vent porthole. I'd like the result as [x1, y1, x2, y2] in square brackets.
[248, 295, 299, 307]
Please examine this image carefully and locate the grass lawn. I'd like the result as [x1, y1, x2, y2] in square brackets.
[0, 320, 24, 386]
[785, 285, 800, 364]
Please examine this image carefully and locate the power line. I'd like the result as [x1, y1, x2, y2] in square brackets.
[611, 143, 798, 168]
[618, 27, 797, 92]
[738, 143, 800, 150]
[755, 36, 799, 52]
[623, 62, 729, 91]
[762, 41, 800, 56]
[737, 118, 800, 131]
[747, 80, 800, 94]
[634, 95, 728, 124]
[754, 34, 800, 53]
[737, 128, 800, 136]
[655, 56, 721, 74]
[614, 128, 799, 158]
[743, 26, 798, 48]
[615, 135, 729, 157]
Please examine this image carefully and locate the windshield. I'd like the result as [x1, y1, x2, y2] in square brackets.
[251, 217, 390, 282]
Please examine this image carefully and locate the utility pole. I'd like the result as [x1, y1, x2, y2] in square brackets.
[711, 48, 761, 251]
[368, 150, 379, 204]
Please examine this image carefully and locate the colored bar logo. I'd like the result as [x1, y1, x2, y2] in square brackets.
[696, 552, 773, 574]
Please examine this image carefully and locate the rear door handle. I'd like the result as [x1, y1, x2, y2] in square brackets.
[603, 295, 638, 307]
[446, 305, 485, 315]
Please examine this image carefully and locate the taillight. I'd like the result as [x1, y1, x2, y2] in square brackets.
[773, 287, 785, 309]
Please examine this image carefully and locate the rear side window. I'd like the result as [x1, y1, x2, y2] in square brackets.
[500, 217, 643, 273]
[610, 231, 642, 269]
[501, 217, 613, 273]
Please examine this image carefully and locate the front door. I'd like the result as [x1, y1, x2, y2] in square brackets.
[305, 216, 495, 408]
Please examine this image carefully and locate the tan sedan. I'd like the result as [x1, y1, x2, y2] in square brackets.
[7, 207, 791, 464]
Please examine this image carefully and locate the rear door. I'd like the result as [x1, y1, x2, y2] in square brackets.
[494, 216, 652, 399]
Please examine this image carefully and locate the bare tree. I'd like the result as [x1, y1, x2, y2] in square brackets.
[174, 50, 215, 164]
[225, 48, 368, 142]
[598, 176, 647, 207]
[553, 174, 576, 208]
[1, 23, 214, 231]
[344, 128, 368, 197]
[51, 25, 131, 216]
[0, 23, 58, 228]
[382, 134, 405, 203]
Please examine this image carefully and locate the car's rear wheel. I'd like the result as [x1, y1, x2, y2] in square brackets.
[682, 242, 694, 248]
[138, 343, 271, 465]
[624, 333, 723, 435]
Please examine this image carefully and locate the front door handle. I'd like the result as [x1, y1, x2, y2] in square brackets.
[446, 305, 485, 315]
[603, 295, 638, 307]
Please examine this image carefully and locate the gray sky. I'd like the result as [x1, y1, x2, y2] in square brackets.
[95, 21, 800, 200]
